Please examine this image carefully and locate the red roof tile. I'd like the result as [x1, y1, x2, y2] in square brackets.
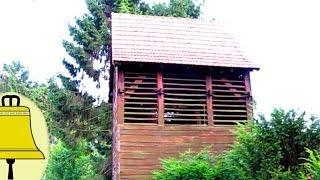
[111, 13, 259, 70]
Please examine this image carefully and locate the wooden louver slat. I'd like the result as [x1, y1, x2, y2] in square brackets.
[163, 73, 207, 125]
[123, 72, 158, 124]
[212, 76, 248, 125]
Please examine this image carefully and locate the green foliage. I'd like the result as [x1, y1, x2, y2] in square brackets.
[215, 121, 298, 180]
[1, 61, 30, 92]
[118, 0, 133, 13]
[46, 79, 112, 177]
[0, 61, 50, 110]
[144, 0, 201, 18]
[168, 0, 201, 18]
[153, 109, 320, 180]
[63, 0, 109, 87]
[214, 123, 263, 180]
[258, 109, 320, 170]
[46, 80, 112, 143]
[146, 3, 170, 16]
[153, 148, 218, 180]
[216, 109, 320, 179]
[301, 149, 320, 180]
[45, 139, 97, 180]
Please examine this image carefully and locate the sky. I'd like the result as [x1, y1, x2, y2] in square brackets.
[0, 0, 320, 117]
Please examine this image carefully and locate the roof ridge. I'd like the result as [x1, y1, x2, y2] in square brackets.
[111, 12, 216, 24]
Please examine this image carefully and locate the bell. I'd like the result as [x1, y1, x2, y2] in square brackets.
[0, 95, 45, 179]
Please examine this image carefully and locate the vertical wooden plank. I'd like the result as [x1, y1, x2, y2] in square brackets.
[117, 69, 125, 124]
[112, 65, 120, 180]
[206, 75, 213, 125]
[112, 66, 118, 121]
[157, 71, 164, 125]
[244, 71, 252, 120]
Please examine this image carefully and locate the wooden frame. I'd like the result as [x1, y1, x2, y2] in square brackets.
[116, 64, 251, 126]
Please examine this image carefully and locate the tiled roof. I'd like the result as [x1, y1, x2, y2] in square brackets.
[111, 13, 259, 70]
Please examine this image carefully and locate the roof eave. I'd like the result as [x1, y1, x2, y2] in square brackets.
[112, 60, 260, 70]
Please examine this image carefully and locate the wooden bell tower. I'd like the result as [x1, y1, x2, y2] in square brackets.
[110, 13, 259, 179]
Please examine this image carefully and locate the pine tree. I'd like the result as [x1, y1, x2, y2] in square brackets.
[62, 0, 201, 101]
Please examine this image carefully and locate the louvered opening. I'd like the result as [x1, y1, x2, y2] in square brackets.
[123, 72, 158, 123]
[212, 75, 247, 125]
[163, 73, 207, 125]
[119, 64, 251, 126]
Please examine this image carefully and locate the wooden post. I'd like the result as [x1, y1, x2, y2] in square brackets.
[206, 75, 213, 125]
[117, 69, 125, 124]
[112, 65, 120, 180]
[244, 71, 252, 120]
[112, 65, 118, 125]
[157, 71, 164, 125]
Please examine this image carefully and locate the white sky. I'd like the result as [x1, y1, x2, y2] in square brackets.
[0, 0, 319, 117]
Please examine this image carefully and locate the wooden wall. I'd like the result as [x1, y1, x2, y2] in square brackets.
[117, 124, 235, 179]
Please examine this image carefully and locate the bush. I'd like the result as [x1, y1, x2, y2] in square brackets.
[153, 148, 219, 180]
[153, 108, 320, 180]
[301, 149, 320, 179]
[45, 139, 97, 180]
[216, 121, 297, 180]
[216, 109, 320, 179]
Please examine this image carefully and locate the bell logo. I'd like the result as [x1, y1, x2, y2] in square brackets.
[0, 93, 49, 180]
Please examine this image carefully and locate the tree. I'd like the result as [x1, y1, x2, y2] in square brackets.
[45, 77, 112, 177]
[62, 0, 202, 101]
[0, 61, 30, 92]
[0, 61, 49, 110]
[146, 0, 201, 18]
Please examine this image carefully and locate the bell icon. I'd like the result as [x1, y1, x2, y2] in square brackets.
[0, 95, 45, 180]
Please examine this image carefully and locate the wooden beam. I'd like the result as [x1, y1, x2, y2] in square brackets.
[244, 71, 252, 120]
[206, 75, 213, 125]
[111, 65, 120, 180]
[157, 71, 164, 126]
[164, 103, 206, 107]
[163, 82, 205, 87]
[165, 93, 205, 97]
[112, 65, 119, 127]
[165, 87, 206, 91]
[163, 77, 205, 82]
[164, 97, 206, 102]
[117, 69, 125, 124]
